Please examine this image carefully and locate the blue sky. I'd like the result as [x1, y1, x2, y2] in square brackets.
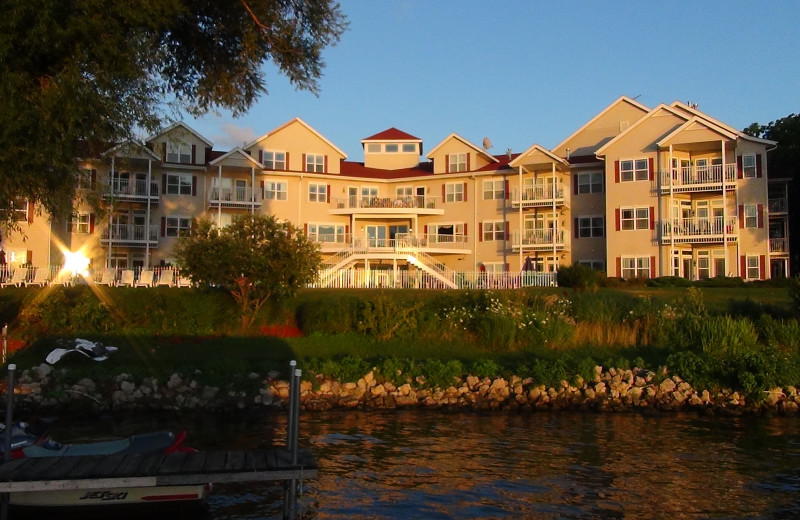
[188, 1, 799, 161]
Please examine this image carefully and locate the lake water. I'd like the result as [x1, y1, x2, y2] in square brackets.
[26, 409, 800, 519]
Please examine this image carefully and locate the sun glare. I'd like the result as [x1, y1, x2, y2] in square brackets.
[62, 250, 90, 278]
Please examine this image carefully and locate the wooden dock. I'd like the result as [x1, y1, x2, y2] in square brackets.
[0, 448, 317, 493]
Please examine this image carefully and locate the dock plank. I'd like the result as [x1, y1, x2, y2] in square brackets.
[202, 451, 227, 473]
[224, 450, 245, 471]
[158, 452, 188, 474]
[180, 451, 207, 474]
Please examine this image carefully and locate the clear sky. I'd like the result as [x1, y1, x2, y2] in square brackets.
[187, 1, 800, 161]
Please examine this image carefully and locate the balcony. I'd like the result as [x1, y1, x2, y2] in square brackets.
[101, 224, 159, 248]
[312, 233, 470, 254]
[660, 217, 738, 244]
[329, 196, 443, 215]
[104, 179, 160, 203]
[659, 164, 736, 193]
[209, 186, 261, 209]
[769, 198, 788, 214]
[512, 229, 566, 251]
[511, 186, 566, 209]
[770, 238, 789, 253]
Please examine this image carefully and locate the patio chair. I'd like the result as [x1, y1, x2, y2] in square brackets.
[27, 267, 51, 287]
[119, 269, 135, 287]
[156, 268, 175, 287]
[96, 268, 117, 287]
[0, 267, 28, 288]
[50, 270, 73, 287]
[135, 269, 154, 287]
[177, 274, 193, 287]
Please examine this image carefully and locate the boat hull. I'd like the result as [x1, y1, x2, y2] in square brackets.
[10, 483, 210, 507]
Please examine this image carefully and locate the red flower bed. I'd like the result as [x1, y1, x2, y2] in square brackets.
[260, 324, 303, 338]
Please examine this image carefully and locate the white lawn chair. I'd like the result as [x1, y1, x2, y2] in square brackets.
[135, 269, 154, 287]
[156, 268, 175, 287]
[119, 269, 135, 287]
[96, 268, 117, 286]
[27, 267, 51, 287]
[50, 270, 73, 287]
[1, 267, 28, 288]
[177, 274, 193, 288]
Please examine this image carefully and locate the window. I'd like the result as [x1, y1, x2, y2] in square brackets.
[166, 173, 192, 195]
[402, 143, 417, 153]
[742, 154, 757, 178]
[264, 181, 288, 200]
[746, 255, 760, 279]
[308, 224, 346, 243]
[482, 262, 506, 273]
[71, 213, 91, 234]
[366, 143, 381, 153]
[620, 207, 650, 230]
[743, 204, 758, 228]
[308, 183, 327, 202]
[482, 221, 505, 241]
[305, 154, 324, 173]
[77, 168, 94, 189]
[620, 159, 649, 182]
[449, 153, 467, 173]
[697, 251, 710, 280]
[165, 216, 191, 237]
[578, 260, 605, 271]
[577, 172, 603, 194]
[578, 216, 604, 238]
[622, 257, 650, 279]
[385, 143, 399, 153]
[432, 223, 465, 242]
[263, 151, 286, 170]
[482, 180, 505, 200]
[10, 199, 28, 221]
[445, 182, 464, 202]
[166, 142, 191, 164]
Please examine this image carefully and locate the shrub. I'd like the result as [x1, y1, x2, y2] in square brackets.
[296, 295, 360, 335]
[557, 263, 601, 289]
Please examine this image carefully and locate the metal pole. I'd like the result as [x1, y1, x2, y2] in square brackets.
[1, 325, 6, 365]
[287, 360, 296, 447]
[291, 369, 301, 464]
[1, 364, 16, 520]
[283, 360, 297, 520]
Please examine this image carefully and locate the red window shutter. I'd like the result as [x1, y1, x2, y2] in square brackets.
[442, 184, 446, 201]
[445, 154, 449, 173]
[27, 251, 32, 266]
[756, 154, 763, 178]
[191, 176, 197, 196]
[324, 155, 328, 173]
[466, 154, 471, 171]
[258, 150, 263, 164]
[162, 144, 166, 163]
[740, 255, 746, 277]
[573, 175, 579, 195]
[505, 263, 509, 273]
[615, 208, 621, 231]
[67, 220, 73, 233]
[302, 153, 306, 172]
[162, 174, 166, 194]
[614, 161, 620, 183]
[738, 205, 744, 228]
[648, 157, 655, 181]
[737, 156, 743, 179]
[478, 222, 483, 242]
[345, 225, 349, 235]
[574, 218, 579, 238]
[505, 221, 509, 241]
[26, 203, 34, 224]
[650, 256, 656, 278]
[191, 144, 196, 165]
[463, 182, 468, 202]
[505, 180, 509, 200]
[463, 223, 468, 237]
[757, 204, 764, 228]
[91, 169, 97, 184]
[326, 185, 331, 203]
[260, 180, 264, 198]
[303, 223, 307, 234]
[89, 214, 95, 234]
[424, 225, 428, 236]
[649, 206, 655, 230]
[285, 152, 290, 170]
[760, 255, 766, 279]
[161, 217, 166, 237]
[616, 257, 621, 278]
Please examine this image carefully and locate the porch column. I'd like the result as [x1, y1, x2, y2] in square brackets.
[217, 165, 222, 226]
[108, 156, 114, 268]
[721, 139, 728, 275]
[552, 162, 556, 271]
[145, 158, 152, 266]
[251, 166, 256, 214]
[669, 145, 674, 275]
[518, 166, 523, 270]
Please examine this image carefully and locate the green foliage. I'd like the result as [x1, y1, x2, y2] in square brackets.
[175, 215, 321, 333]
[646, 276, 693, 288]
[557, 263, 602, 289]
[357, 295, 420, 341]
[296, 295, 360, 335]
[756, 315, 800, 350]
[419, 359, 464, 389]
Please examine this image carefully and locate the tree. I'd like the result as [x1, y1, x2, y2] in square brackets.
[744, 114, 800, 273]
[174, 214, 321, 333]
[0, 0, 347, 229]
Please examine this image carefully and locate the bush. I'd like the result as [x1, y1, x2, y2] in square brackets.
[557, 263, 601, 289]
[296, 295, 360, 335]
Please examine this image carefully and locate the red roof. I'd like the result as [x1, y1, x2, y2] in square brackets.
[362, 128, 421, 141]
[339, 161, 433, 179]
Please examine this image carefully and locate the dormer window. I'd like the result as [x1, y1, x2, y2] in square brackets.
[385, 144, 399, 153]
[305, 154, 324, 173]
[366, 143, 381, 153]
[167, 142, 191, 164]
[402, 143, 417, 153]
[449, 153, 467, 173]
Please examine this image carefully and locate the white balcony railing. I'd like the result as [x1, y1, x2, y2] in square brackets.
[660, 164, 737, 191]
[512, 186, 565, 207]
[331, 195, 441, 211]
[101, 224, 159, 243]
[660, 217, 737, 242]
[513, 229, 566, 248]
[209, 186, 260, 205]
[106, 179, 160, 199]
[770, 238, 789, 253]
[769, 198, 788, 213]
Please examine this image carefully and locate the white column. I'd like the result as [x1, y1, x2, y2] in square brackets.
[217, 165, 222, 226]
[145, 159, 152, 266]
[552, 162, 557, 271]
[518, 166, 523, 270]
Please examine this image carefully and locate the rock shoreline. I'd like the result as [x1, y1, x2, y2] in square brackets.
[7, 364, 800, 416]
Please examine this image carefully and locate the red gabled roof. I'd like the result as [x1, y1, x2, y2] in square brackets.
[362, 128, 421, 141]
[339, 160, 433, 179]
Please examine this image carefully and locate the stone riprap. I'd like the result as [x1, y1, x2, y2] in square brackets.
[6, 363, 800, 415]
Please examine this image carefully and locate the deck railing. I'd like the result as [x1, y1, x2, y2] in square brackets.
[659, 164, 736, 190]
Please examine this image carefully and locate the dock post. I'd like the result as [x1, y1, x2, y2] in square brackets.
[1, 363, 16, 520]
[2, 325, 7, 365]
[286, 360, 296, 447]
[283, 361, 299, 520]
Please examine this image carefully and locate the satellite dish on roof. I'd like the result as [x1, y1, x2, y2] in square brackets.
[482, 137, 492, 150]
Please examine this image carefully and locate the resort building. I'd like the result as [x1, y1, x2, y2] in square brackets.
[1, 97, 786, 287]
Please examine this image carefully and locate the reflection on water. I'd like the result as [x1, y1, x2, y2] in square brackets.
[31, 410, 800, 519]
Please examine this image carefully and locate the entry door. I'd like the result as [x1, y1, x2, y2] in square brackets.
[234, 179, 248, 201]
[366, 225, 386, 247]
[771, 259, 787, 279]
[682, 253, 693, 280]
